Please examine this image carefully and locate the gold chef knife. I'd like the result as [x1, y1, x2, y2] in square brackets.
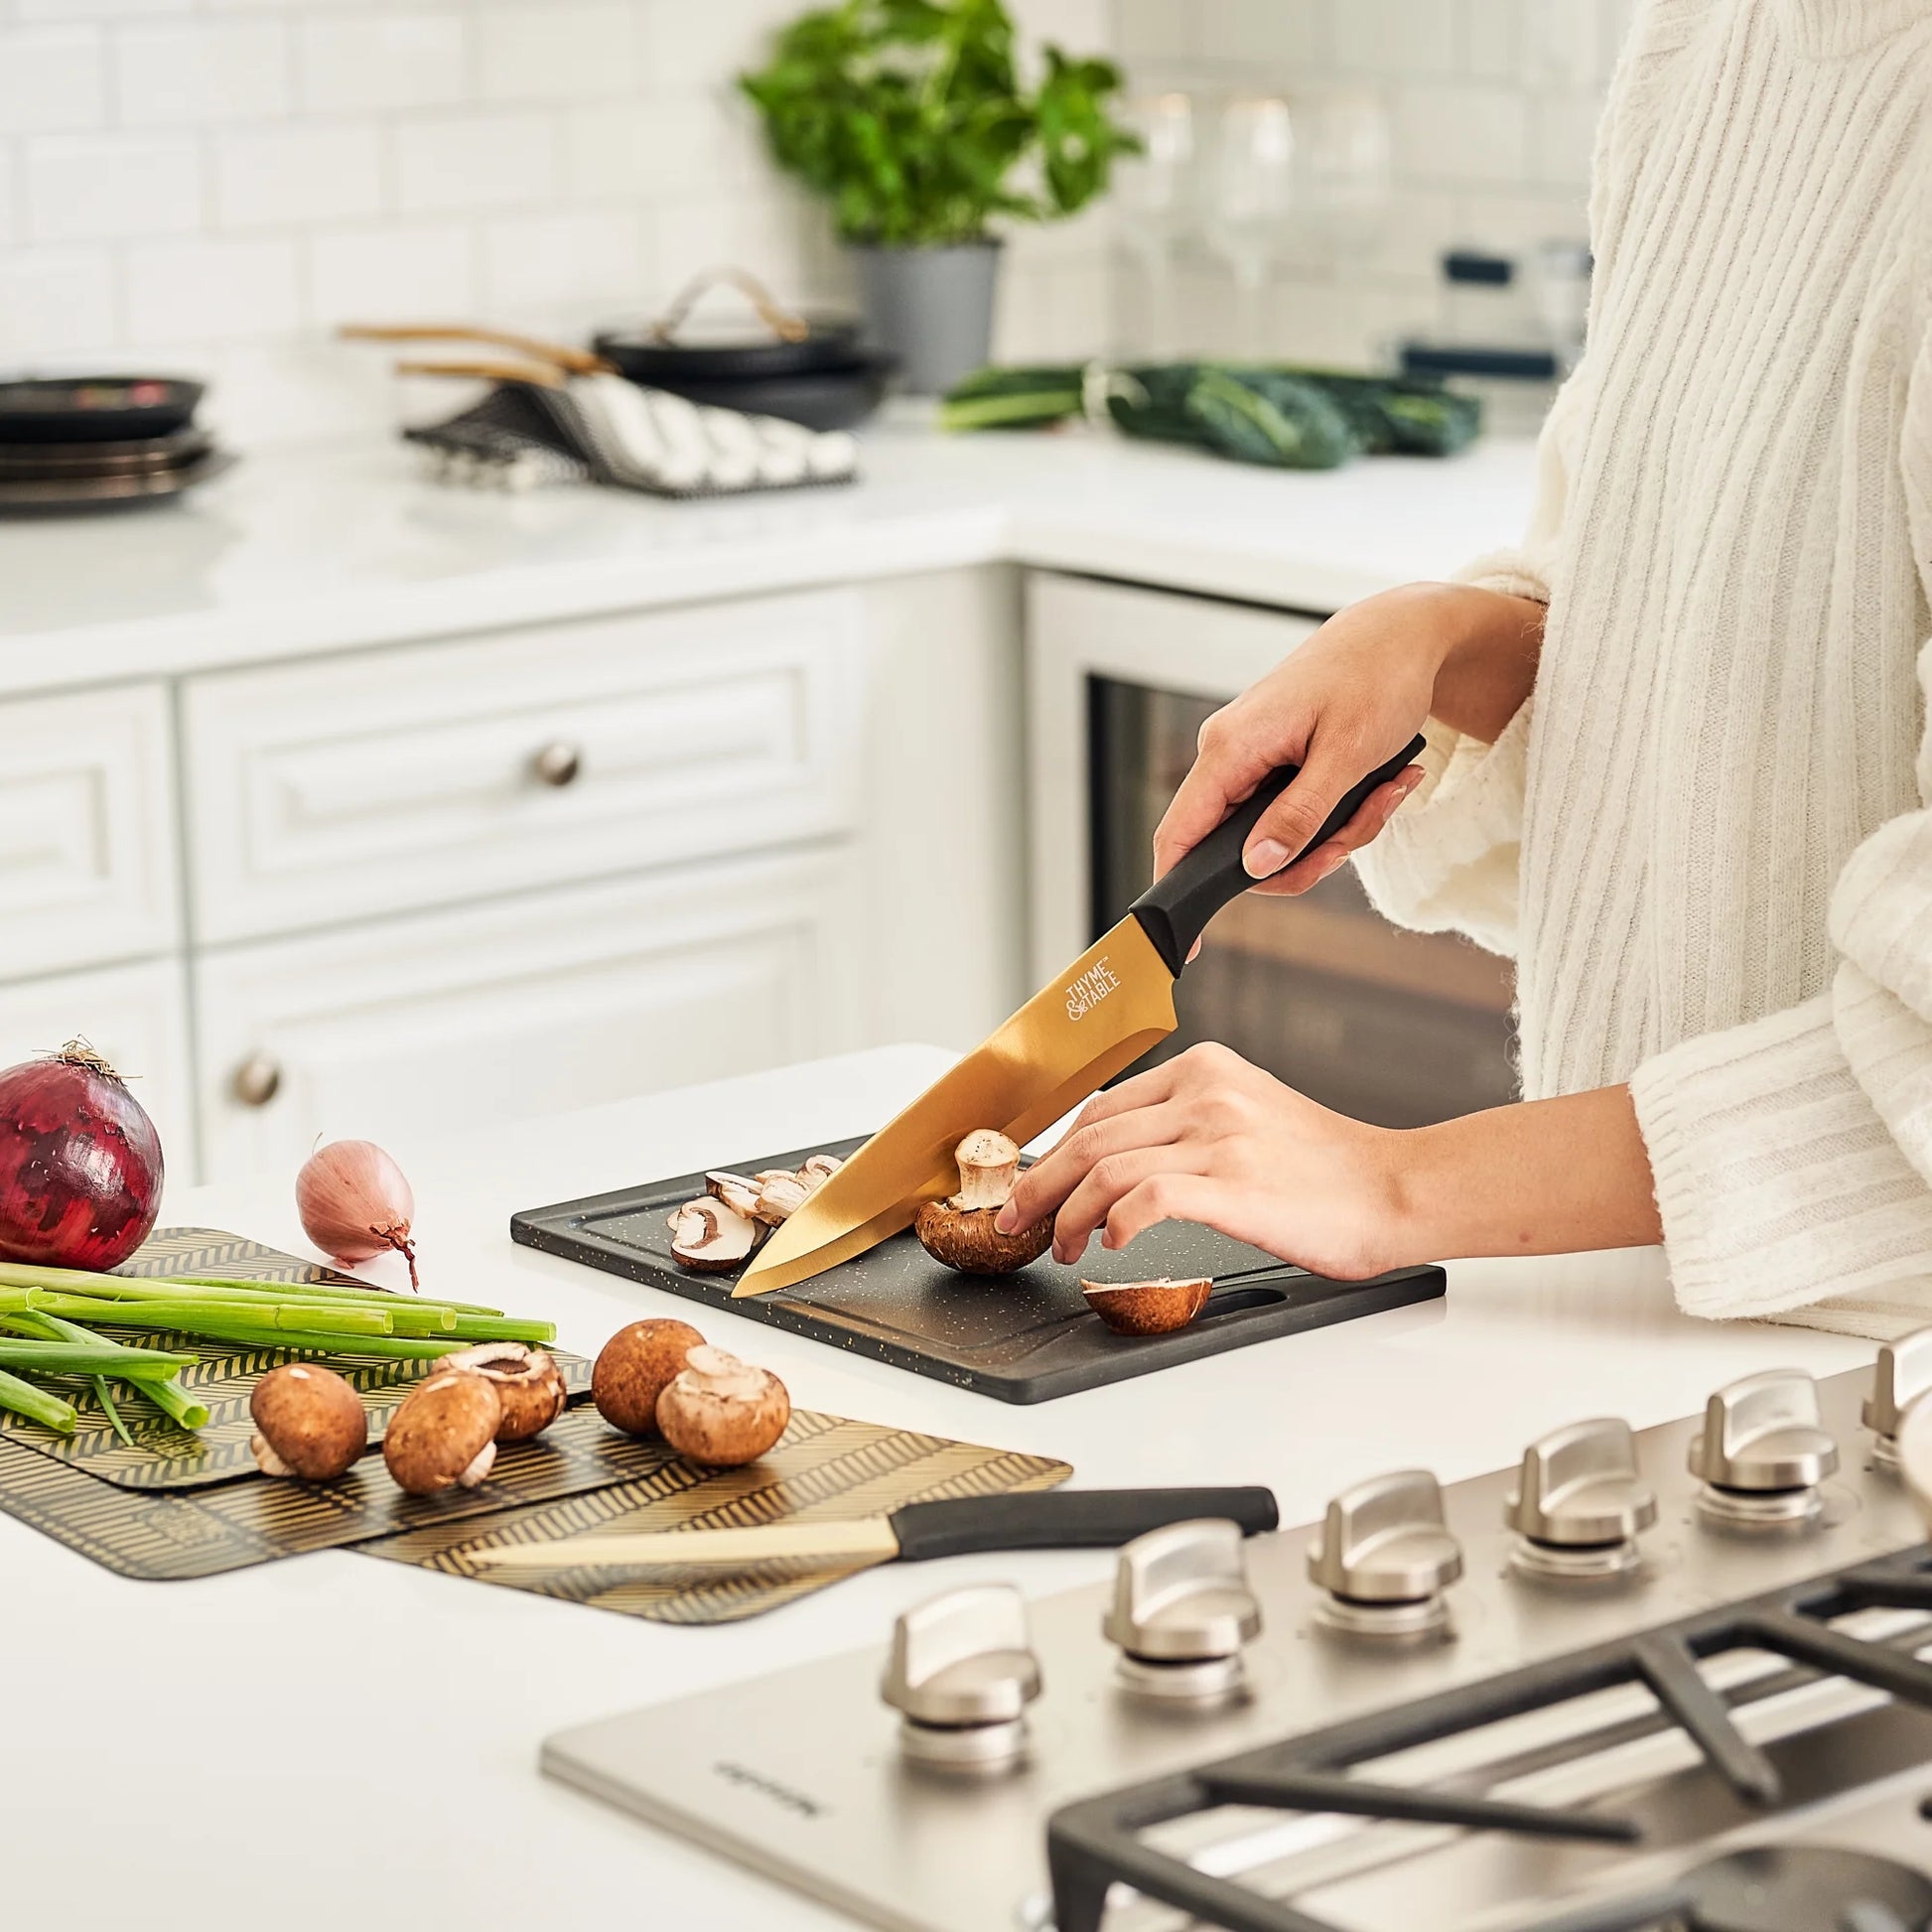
[735, 736, 1428, 1298]
[469, 1486, 1279, 1573]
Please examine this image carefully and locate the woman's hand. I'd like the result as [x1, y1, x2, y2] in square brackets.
[1157, 581, 1545, 897]
[996, 1043, 1407, 1281]
[996, 1045, 1663, 1276]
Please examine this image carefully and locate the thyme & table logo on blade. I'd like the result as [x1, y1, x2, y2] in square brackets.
[1063, 957, 1122, 1022]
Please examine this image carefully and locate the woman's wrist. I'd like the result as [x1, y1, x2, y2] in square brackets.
[1381, 1084, 1662, 1266]
[1406, 581, 1547, 746]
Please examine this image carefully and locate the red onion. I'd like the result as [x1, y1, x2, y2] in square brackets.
[296, 1139, 419, 1290]
[0, 1041, 164, 1271]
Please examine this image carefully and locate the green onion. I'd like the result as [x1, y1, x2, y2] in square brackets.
[443, 1313, 558, 1345]
[0, 1366, 75, 1434]
[11, 1294, 394, 1338]
[0, 1261, 501, 1316]
[0, 1339, 196, 1379]
[174, 1321, 464, 1362]
[92, 1377, 134, 1447]
[131, 1375, 209, 1434]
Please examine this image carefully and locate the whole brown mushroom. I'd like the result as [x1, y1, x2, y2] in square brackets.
[382, 1370, 502, 1496]
[655, 1344, 790, 1467]
[442, 1341, 567, 1442]
[592, 1316, 706, 1437]
[249, 1362, 367, 1481]
[912, 1129, 1052, 1276]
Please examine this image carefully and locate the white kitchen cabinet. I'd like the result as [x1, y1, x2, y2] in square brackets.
[194, 844, 868, 1180]
[0, 957, 194, 1168]
[0, 684, 180, 984]
[181, 588, 867, 946]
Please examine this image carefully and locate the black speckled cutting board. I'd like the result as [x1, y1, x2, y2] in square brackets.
[512, 1138, 1445, 1404]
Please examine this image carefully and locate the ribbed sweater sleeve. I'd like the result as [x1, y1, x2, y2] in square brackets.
[1629, 314, 1932, 1316]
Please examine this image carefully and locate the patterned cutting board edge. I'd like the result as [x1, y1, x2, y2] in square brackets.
[355, 1417, 1072, 1624]
[0, 1404, 1070, 1599]
[0, 1227, 589, 1491]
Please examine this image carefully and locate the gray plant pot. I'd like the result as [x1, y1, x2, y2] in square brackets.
[850, 240, 1002, 396]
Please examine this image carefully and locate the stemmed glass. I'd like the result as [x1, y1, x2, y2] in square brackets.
[1206, 95, 1295, 359]
[1296, 90, 1393, 265]
[1114, 93, 1196, 359]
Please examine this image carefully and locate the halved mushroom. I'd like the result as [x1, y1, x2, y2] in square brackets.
[705, 1171, 762, 1220]
[1081, 1277, 1213, 1336]
[753, 1171, 813, 1225]
[670, 1197, 760, 1272]
[382, 1370, 503, 1495]
[655, 1344, 790, 1467]
[442, 1341, 568, 1442]
[912, 1129, 1052, 1276]
[249, 1361, 367, 1481]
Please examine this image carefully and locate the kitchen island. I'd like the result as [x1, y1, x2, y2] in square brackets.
[4, 1043, 1871, 1931]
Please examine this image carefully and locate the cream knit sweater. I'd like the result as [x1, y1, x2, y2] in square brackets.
[1352, 0, 1932, 1327]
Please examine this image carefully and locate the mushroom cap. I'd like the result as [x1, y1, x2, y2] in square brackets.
[442, 1342, 567, 1442]
[1081, 1277, 1213, 1336]
[248, 1362, 367, 1481]
[655, 1345, 790, 1467]
[382, 1370, 502, 1495]
[591, 1317, 706, 1437]
[913, 1199, 1053, 1276]
[670, 1197, 760, 1272]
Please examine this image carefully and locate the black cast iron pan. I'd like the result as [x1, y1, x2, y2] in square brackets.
[592, 266, 869, 383]
[0, 375, 204, 444]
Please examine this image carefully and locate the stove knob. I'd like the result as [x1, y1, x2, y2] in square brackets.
[1505, 1418, 1656, 1578]
[1863, 1326, 1932, 1470]
[1688, 1369, 1840, 1525]
[881, 1585, 1040, 1770]
[1308, 1469, 1461, 1637]
[1102, 1518, 1261, 1702]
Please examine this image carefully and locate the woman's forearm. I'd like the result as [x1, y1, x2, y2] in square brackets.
[1420, 582, 1546, 744]
[1388, 1084, 1662, 1266]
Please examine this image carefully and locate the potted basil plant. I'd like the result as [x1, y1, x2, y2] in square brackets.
[741, 0, 1138, 394]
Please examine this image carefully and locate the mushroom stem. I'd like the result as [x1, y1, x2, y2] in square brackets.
[949, 1130, 1021, 1211]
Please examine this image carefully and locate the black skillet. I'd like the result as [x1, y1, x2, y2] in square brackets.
[0, 375, 204, 445]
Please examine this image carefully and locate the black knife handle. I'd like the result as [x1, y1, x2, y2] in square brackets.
[887, 1487, 1279, 1563]
[1128, 735, 1427, 976]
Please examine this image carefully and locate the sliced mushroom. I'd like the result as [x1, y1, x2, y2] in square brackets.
[655, 1344, 790, 1467]
[442, 1341, 567, 1442]
[1081, 1277, 1213, 1336]
[912, 1128, 1051, 1276]
[800, 1152, 844, 1182]
[670, 1196, 760, 1272]
[382, 1370, 502, 1495]
[248, 1362, 367, 1481]
[592, 1316, 707, 1436]
[753, 1171, 813, 1225]
[705, 1171, 763, 1220]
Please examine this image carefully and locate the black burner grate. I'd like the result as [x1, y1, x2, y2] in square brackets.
[1045, 1549, 1932, 1932]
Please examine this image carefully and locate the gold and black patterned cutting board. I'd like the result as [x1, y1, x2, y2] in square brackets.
[0, 1227, 591, 1490]
[356, 1414, 1072, 1624]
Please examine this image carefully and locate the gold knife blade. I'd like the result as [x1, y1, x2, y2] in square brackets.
[733, 917, 1177, 1297]
[470, 1519, 900, 1571]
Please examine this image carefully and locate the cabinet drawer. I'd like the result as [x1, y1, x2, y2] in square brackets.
[195, 846, 867, 1181]
[182, 590, 867, 944]
[0, 684, 180, 982]
[0, 957, 195, 1178]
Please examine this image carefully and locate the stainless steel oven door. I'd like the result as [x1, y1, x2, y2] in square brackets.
[1026, 571, 1515, 1127]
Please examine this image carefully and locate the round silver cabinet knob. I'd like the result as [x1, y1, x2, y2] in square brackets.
[1102, 1518, 1261, 1703]
[1308, 1469, 1461, 1638]
[881, 1585, 1040, 1770]
[1688, 1369, 1839, 1525]
[1505, 1418, 1656, 1579]
[230, 1052, 282, 1108]
[529, 741, 583, 788]
[1863, 1326, 1932, 1470]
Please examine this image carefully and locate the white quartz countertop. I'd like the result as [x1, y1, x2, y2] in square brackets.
[3, 1044, 1872, 1930]
[0, 419, 1538, 698]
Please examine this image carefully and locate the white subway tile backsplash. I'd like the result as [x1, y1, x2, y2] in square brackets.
[478, 4, 638, 104]
[480, 206, 644, 312]
[296, 11, 466, 114]
[215, 121, 382, 226]
[1333, 0, 1454, 75]
[17, 0, 183, 18]
[565, 94, 758, 197]
[643, 0, 798, 97]
[394, 109, 554, 212]
[115, 20, 292, 127]
[307, 221, 475, 326]
[0, 246, 116, 356]
[1461, 0, 1524, 82]
[1531, 90, 1600, 187]
[26, 131, 202, 241]
[126, 233, 300, 341]
[0, 25, 105, 132]
[1392, 82, 1530, 186]
[0, 145, 12, 247]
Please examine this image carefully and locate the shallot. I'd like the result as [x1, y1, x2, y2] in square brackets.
[296, 1139, 420, 1290]
[0, 1041, 164, 1271]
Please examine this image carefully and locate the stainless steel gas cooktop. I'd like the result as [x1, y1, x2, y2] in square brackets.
[543, 1340, 1932, 1932]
